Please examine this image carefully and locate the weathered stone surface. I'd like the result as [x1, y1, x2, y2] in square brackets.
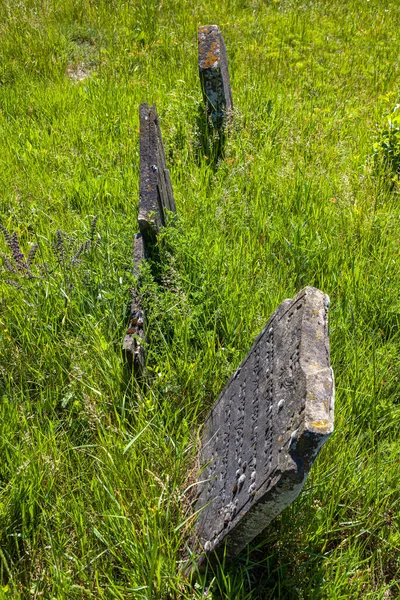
[132, 231, 146, 276]
[124, 105, 176, 374]
[198, 25, 233, 129]
[190, 286, 334, 571]
[122, 233, 146, 374]
[138, 103, 176, 247]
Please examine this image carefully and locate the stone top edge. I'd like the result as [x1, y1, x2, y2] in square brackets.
[198, 25, 221, 33]
[202, 286, 328, 425]
[299, 289, 334, 438]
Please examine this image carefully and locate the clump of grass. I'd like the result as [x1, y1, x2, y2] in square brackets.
[1, 217, 98, 312]
[373, 103, 400, 184]
[0, 0, 400, 598]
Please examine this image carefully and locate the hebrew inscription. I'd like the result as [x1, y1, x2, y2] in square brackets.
[198, 25, 233, 129]
[138, 103, 176, 247]
[191, 286, 334, 571]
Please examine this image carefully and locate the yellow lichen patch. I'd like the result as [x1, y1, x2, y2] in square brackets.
[311, 420, 329, 428]
[201, 40, 220, 69]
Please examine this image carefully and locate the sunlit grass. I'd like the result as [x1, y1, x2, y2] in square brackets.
[0, 0, 399, 597]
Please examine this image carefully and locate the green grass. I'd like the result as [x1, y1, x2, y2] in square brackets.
[0, 0, 399, 597]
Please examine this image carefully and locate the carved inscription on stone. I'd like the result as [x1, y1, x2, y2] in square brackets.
[198, 25, 233, 129]
[138, 103, 176, 246]
[192, 286, 334, 570]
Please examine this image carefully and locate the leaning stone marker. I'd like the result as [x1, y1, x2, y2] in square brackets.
[138, 103, 176, 247]
[189, 286, 334, 572]
[124, 104, 177, 374]
[198, 25, 233, 129]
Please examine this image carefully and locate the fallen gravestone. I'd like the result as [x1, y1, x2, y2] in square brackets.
[188, 286, 334, 572]
[198, 25, 233, 130]
[138, 103, 176, 248]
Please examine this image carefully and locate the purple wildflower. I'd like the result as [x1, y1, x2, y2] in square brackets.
[52, 230, 66, 267]
[3, 256, 18, 274]
[5, 279, 21, 289]
[0, 223, 13, 248]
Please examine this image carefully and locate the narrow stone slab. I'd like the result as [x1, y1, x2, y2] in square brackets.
[122, 233, 146, 375]
[198, 25, 233, 129]
[190, 286, 334, 571]
[124, 105, 176, 374]
[138, 104, 176, 247]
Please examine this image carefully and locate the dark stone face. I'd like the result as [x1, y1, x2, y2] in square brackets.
[122, 232, 146, 374]
[191, 287, 334, 571]
[198, 25, 233, 129]
[124, 105, 175, 375]
[138, 103, 176, 247]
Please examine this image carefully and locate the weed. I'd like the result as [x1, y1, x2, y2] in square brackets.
[373, 103, 400, 184]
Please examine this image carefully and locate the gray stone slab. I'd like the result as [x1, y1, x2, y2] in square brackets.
[138, 104, 176, 247]
[122, 232, 146, 375]
[124, 104, 176, 374]
[189, 286, 334, 572]
[198, 25, 233, 129]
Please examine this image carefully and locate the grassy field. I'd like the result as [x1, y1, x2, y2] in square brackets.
[0, 0, 400, 597]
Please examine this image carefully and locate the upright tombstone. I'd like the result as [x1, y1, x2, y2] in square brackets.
[123, 104, 176, 374]
[198, 25, 233, 130]
[188, 286, 334, 573]
[138, 103, 176, 248]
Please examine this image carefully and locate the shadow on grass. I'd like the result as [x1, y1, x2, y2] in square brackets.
[195, 105, 227, 171]
[199, 515, 327, 599]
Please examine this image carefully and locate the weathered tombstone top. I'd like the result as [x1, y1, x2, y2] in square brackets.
[189, 286, 334, 572]
[198, 25, 233, 129]
[138, 103, 176, 247]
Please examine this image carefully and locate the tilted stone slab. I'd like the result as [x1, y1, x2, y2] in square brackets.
[190, 286, 334, 571]
[138, 103, 176, 247]
[124, 105, 176, 374]
[198, 25, 233, 129]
